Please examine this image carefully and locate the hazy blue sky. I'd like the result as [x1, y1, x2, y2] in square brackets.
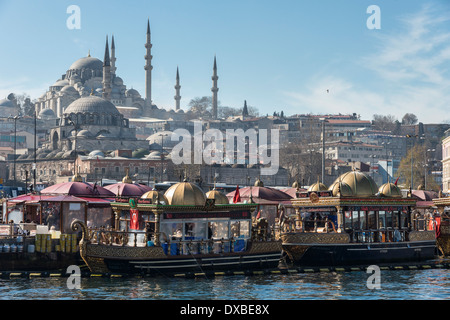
[0, 0, 449, 123]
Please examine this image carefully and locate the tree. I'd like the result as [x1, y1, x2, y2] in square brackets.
[396, 144, 440, 191]
[372, 114, 398, 132]
[188, 96, 213, 117]
[402, 113, 418, 125]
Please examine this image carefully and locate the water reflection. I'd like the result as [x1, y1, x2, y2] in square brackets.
[0, 269, 449, 300]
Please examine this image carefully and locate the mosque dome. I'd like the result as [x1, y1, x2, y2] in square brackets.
[141, 190, 169, 205]
[334, 171, 378, 197]
[378, 182, 403, 198]
[64, 95, 121, 115]
[88, 150, 105, 158]
[0, 98, 15, 109]
[164, 181, 206, 206]
[38, 108, 57, 120]
[205, 189, 229, 204]
[52, 79, 70, 87]
[77, 129, 93, 138]
[61, 85, 79, 95]
[69, 56, 103, 71]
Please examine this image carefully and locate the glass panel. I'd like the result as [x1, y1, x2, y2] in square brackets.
[184, 222, 207, 240]
[230, 220, 251, 238]
[368, 211, 376, 229]
[386, 211, 393, 228]
[41, 202, 61, 231]
[352, 211, 359, 229]
[62, 202, 85, 234]
[359, 211, 366, 230]
[87, 207, 112, 228]
[344, 211, 352, 230]
[378, 211, 386, 229]
[400, 211, 408, 229]
[209, 221, 229, 239]
[160, 222, 183, 242]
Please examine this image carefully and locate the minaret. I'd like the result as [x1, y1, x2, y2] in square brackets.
[111, 35, 117, 76]
[211, 56, 219, 119]
[242, 100, 249, 117]
[144, 19, 153, 107]
[174, 67, 181, 111]
[102, 36, 112, 100]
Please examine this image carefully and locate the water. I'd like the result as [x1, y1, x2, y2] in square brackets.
[0, 268, 449, 300]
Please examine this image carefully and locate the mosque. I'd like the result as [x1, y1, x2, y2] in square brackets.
[34, 19, 220, 154]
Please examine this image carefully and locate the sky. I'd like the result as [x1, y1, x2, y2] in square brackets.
[0, 0, 449, 123]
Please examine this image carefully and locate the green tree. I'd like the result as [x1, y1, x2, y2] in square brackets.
[396, 144, 440, 191]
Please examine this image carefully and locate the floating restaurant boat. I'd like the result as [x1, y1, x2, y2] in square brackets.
[432, 195, 450, 256]
[72, 180, 282, 275]
[278, 171, 437, 267]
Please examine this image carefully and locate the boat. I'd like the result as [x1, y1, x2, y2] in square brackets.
[278, 171, 437, 268]
[432, 194, 450, 256]
[72, 181, 282, 275]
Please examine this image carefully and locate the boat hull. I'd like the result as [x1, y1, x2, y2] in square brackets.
[281, 231, 437, 267]
[81, 241, 283, 275]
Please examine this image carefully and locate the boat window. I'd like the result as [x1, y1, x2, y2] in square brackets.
[359, 211, 366, 230]
[386, 211, 393, 228]
[368, 211, 376, 229]
[379, 211, 386, 229]
[352, 211, 359, 229]
[209, 220, 229, 239]
[230, 220, 251, 238]
[184, 222, 207, 240]
[344, 211, 352, 230]
[400, 211, 408, 229]
[62, 202, 85, 233]
[160, 222, 183, 241]
[392, 211, 399, 228]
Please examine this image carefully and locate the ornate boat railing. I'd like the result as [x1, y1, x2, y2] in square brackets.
[278, 216, 437, 244]
[85, 227, 274, 255]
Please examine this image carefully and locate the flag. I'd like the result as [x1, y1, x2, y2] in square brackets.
[256, 210, 261, 220]
[394, 176, 400, 185]
[130, 208, 139, 230]
[233, 185, 241, 203]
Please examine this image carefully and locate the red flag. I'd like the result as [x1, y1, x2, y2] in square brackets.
[394, 176, 400, 185]
[256, 210, 261, 219]
[233, 185, 241, 203]
[130, 208, 139, 230]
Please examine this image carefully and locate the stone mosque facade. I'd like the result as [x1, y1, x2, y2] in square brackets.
[36, 20, 219, 154]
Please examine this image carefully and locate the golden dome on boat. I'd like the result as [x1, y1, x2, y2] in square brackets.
[164, 181, 206, 206]
[254, 179, 264, 187]
[335, 170, 378, 197]
[328, 181, 354, 197]
[141, 190, 169, 204]
[72, 172, 83, 182]
[378, 182, 403, 198]
[205, 189, 229, 204]
[307, 181, 328, 192]
[292, 181, 300, 189]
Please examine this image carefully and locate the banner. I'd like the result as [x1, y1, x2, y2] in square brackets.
[130, 208, 139, 230]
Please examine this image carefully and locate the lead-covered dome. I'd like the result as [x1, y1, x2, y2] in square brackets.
[164, 181, 206, 206]
[64, 95, 120, 115]
[69, 56, 103, 71]
[334, 171, 378, 197]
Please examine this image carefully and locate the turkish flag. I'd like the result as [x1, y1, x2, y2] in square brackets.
[233, 185, 241, 203]
[130, 208, 139, 230]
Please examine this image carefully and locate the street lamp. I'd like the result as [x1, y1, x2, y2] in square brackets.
[382, 142, 391, 183]
[406, 134, 419, 193]
[158, 132, 169, 182]
[68, 119, 79, 177]
[424, 148, 435, 190]
[319, 118, 327, 184]
[8, 115, 21, 187]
